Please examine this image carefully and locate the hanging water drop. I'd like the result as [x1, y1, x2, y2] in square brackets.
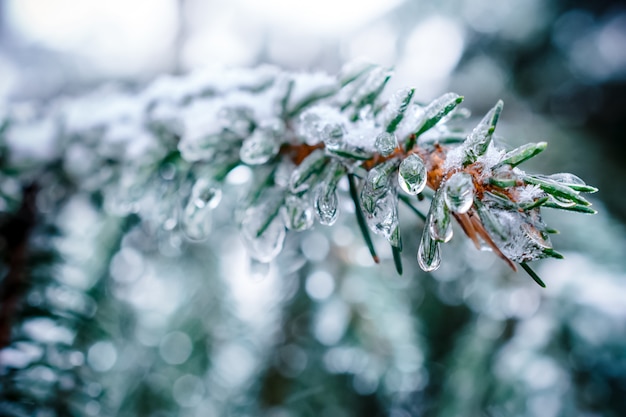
[313, 161, 345, 226]
[181, 179, 221, 241]
[241, 204, 286, 263]
[190, 178, 222, 209]
[374, 131, 398, 156]
[398, 154, 427, 195]
[443, 172, 474, 214]
[314, 185, 339, 226]
[418, 223, 441, 272]
[283, 195, 315, 231]
[429, 189, 453, 243]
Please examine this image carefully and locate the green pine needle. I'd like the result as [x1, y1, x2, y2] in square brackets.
[520, 262, 546, 288]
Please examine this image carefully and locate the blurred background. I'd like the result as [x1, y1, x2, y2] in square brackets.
[1, 0, 626, 416]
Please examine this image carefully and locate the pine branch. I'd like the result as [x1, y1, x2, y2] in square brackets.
[0, 63, 597, 286]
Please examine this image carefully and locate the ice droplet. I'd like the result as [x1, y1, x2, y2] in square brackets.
[240, 129, 279, 165]
[443, 172, 474, 214]
[313, 161, 345, 226]
[429, 189, 453, 243]
[283, 195, 314, 231]
[314, 185, 339, 226]
[190, 179, 222, 210]
[321, 123, 344, 150]
[374, 132, 397, 156]
[241, 204, 286, 263]
[364, 189, 399, 244]
[181, 179, 222, 241]
[398, 154, 427, 195]
[418, 221, 441, 272]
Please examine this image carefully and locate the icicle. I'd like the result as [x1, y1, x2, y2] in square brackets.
[429, 188, 453, 243]
[374, 131, 398, 156]
[443, 172, 474, 214]
[283, 195, 314, 231]
[241, 202, 286, 263]
[181, 179, 222, 241]
[398, 154, 427, 195]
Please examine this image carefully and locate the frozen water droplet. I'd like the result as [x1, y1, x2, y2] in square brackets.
[375, 132, 397, 156]
[321, 123, 344, 150]
[418, 224, 441, 272]
[443, 172, 474, 214]
[314, 185, 339, 226]
[240, 129, 279, 165]
[429, 189, 453, 243]
[398, 154, 427, 195]
[181, 179, 221, 241]
[241, 204, 286, 263]
[190, 179, 222, 210]
[283, 195, 314, 231]
[364, 189, 399, 244]
[313, 161, 345, 226]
